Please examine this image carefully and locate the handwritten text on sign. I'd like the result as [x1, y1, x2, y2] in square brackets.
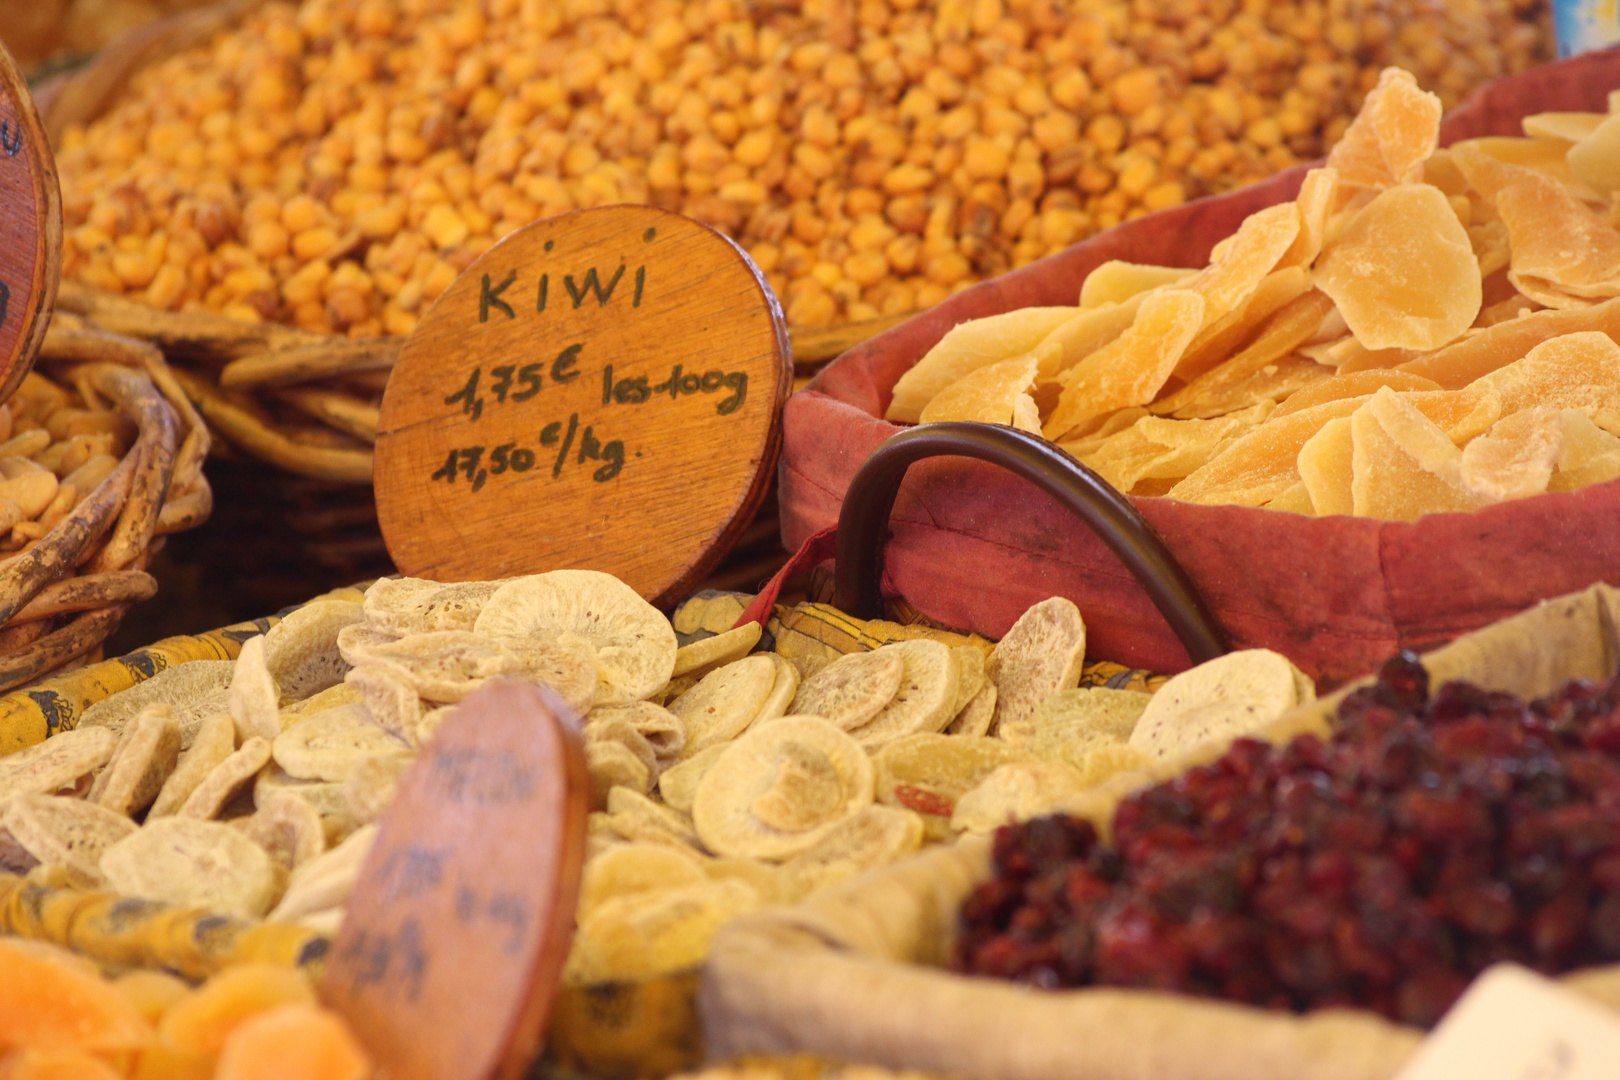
[0, 112, 22, 336]
[428, 226, 749, 492]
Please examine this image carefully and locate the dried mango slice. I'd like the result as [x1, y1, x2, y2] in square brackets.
[1458, 136, 1599, 202]
[918, 355, 1039, 426]
[1297, 416, 1356, 516]
[1396, 297, 1620, 388]
[1183, 203, 1302, 327]
[1044, 290, 1205, 440]
[1155, 291, 1335, 416]
[1168, 397, 1366, 506]
[1313, 184, 1481, 351]
[1277, 167, 1339, 270]
[885, 306, 1079, 423]
[1029, 297, 1149, 383]
[1175, 266, 1316, 382]
[1550, 409, 1620, 492]
[1459, 407, 1563, 502]
[1262, 481, 1315, 514]
[1010, 393, 1042, 433]
[1326, 68, 1442, 189]
[159, 965, 317, 1057]
[1471, 331, 1620, 414]
[0, 938, 153, 1052]
[1302, 335, 1414, 373]
[1453, 143, 1620, 305]
[1349, 390, 1487, 521]
[1523, 111, 1605, 143]
[213, 1004, 371, 1080]
[1271, 369, 1442, 417]
[1079, 262, 1197, 307]
[1077, 412, 1261, 494]
[1568, 113, 1620, 196]
[1471, 219, 1512, 279]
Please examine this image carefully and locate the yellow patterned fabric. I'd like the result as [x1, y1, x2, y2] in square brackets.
[0, 871, 329, 980]
[0, 586, 367, 756]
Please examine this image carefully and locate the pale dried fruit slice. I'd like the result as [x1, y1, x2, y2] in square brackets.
[577, 842, 706, 920]
[271, 704, 413, 782]
[474, 570, 677, 706]
[671, 621, 762, 679]
[952, 647, 987, 713]
[1044, 290, 1206, 441]
[101, 817, 282, 919]
[656, 744, 728, 813]
[341, 754, 410, 826]
[1013, 687, 1153, 765]
[1326, 68, 1442, 189]
[3, 794, 136, 884]
[918, 355, 1039, 426]
[950, 760, 1090, 833]
[262, 600, 363, 701]
[585, 739, 652, 809]
[586, 715, 659, 777]
[873, 733, 1029, 830]
[1459, 407, 1563, 503]
[1129, 648, 1305, 761]
[254, 762, 348, 821]
[789, 647, 905, 731]
[230, 636, 282, 743]
[1079, 262, 1198, 307]
[776, 805, 925, 900]
[669, 655, 778, 758]
[946, 684, 998, 737]
[753, 654, 801, 728]
[692, 716, 874, 861]
[0, 727, 117, 808]
[1080, 743, 1155, 787]
[1297, 415, 1356, 517]
[362, 577, 501, 636]
[566, 877, 760, 984]
[344, 665, 423, 744]
[605, 787, 703, 853]
[267, 824, 376, 923]
[989, 598, 1087, 738]
[1313, 184, 1481, 351]
[846, 640, 960, 748]
[336, 624, 400, 668]
[242, 789, 326, 872]
[90, 705, 180, 817]
[282, 682, 364, 718]
[885, 306, 1079, 423]
[507, 640, 598, 718]
[79, 661, 233, 748]
[179, 738, 273, 820]
[587, 701, 685, 762]
[343, 630, 519, 703]
[149, 712, 236, 819]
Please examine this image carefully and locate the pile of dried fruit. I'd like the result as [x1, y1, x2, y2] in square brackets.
[891, 68, 1620, 520]
[2, 565, 1319, 989]
[955, 652, 1620, 1027]
[52, 0, 1548, 334]
[0, 943, 369, 1080]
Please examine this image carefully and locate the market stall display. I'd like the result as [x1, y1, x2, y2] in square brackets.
[780, 47, 1620, 684]
[701, 584, 1620, 1080]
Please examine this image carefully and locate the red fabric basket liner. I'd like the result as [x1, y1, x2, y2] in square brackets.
[778, 48, 1620, 685]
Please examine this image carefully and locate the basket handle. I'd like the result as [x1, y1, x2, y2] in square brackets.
[832, 422, 1227, 665]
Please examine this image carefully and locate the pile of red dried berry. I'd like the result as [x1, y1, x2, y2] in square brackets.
[954, 652, 1620, 1027]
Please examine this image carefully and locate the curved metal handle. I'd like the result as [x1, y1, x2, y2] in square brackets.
[833, 422, 1226, 665]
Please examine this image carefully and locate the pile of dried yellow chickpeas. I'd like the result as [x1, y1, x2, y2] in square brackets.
[56, 0, 1550, 336]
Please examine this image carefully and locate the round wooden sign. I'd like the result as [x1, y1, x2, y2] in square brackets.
[0, 43, 60, 406]
[322, 678, 589, 1080]
[375, 205, 791, 607]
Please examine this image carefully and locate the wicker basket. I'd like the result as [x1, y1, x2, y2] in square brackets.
[0, 313, 210, 696]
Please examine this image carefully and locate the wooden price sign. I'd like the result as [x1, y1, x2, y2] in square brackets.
[375, 205, 792, 606]
[323, 678, 589, 1080]
[0, 43, 60, 405]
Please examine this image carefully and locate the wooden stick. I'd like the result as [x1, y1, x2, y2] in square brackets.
[172, 368, 374, 484]
[9, 571, 157, 622]
[88, 366, 179, 574]
[0, 607, 127, 694]
[219, 337, 401, 389]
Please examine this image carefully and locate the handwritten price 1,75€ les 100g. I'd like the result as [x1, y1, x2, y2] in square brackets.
[431, 341, 748, 491]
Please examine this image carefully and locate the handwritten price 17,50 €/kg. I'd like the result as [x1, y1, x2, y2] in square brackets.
[429, 412, 628, 491]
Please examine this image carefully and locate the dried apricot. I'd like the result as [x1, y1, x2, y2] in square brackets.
[1, 1049, 125, 1080]
[157, 965, 316, 1057]
[213, 1005, 370, 1080]
[0, 939, 152, 1053]
[112, 972, 191, 1027]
